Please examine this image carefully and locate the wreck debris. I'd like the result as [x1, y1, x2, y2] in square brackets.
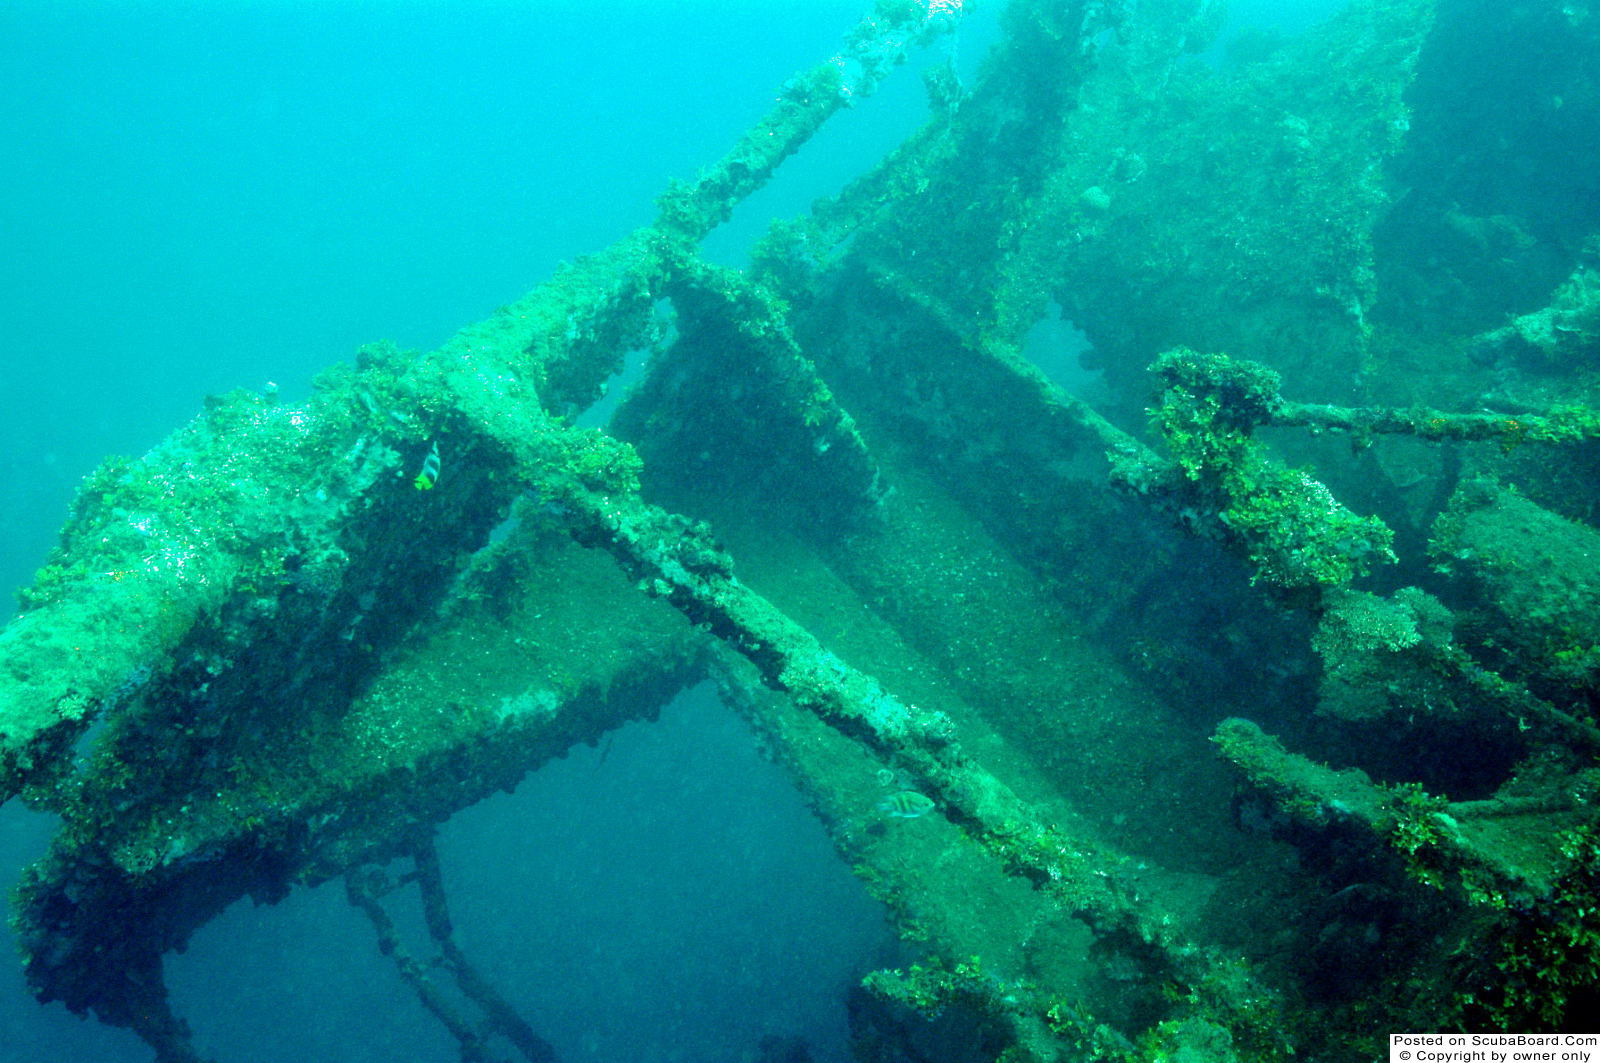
[346, 837, 556, 1063]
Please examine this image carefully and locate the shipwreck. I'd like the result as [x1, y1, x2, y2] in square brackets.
[4, 0, 1600, 1059]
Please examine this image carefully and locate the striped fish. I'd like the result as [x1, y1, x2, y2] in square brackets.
[878, 789, 936, 818]
[414, 441, 441, 491]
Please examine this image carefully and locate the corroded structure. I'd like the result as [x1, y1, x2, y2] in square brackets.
[5, 0, 1600, 1060]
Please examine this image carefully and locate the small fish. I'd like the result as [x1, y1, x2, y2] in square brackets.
[878, 789, 936, 819]
[414, 441, 441, 491]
